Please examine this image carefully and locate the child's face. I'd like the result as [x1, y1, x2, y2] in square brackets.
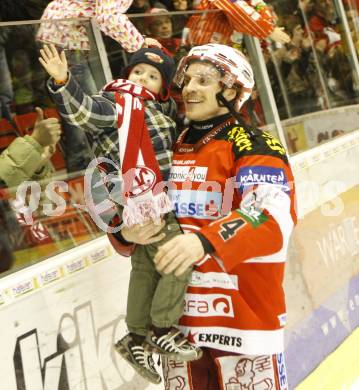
[173, 0, 188, 11]
[128, 63, 163, 94]
[148, 16, 173, 39]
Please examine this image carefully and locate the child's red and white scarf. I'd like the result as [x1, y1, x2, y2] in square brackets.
[102, 79, 172, 226]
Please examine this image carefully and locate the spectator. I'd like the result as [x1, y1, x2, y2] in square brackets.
[0, 0, 50, 22]
[343, 1, 359, 55]
[145, 7, 182, 56]
[298, 0, 315, 15]
[186, 0, 290, 47]
[309, 0, 339, 38]
[168, 0, 192, 40]
[0, 30, 14, 122]
[323, 42, 357, 106]
[144, 7, 191, 133]
[0, 107, 61, 188]
[0, 190, 17, 273]
[279, 18, 320, 116]
[11, 50, 36, 115]
[127, 0, 153, 33]
[262, 42, 289, 118]
[128, 0, 152, 13]
[304, 0, 357, 106]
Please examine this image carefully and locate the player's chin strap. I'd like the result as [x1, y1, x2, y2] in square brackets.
[216, 91, 256, 138]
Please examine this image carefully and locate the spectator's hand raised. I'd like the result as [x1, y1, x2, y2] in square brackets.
[36, 145, 57, 172]
[31, 107, 61, 147]
[39, 44, 68, 83]
[269, 27, 291, 44]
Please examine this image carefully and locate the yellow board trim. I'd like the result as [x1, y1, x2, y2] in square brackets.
[296, 327, 359, 390]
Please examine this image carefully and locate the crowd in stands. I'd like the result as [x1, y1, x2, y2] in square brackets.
[1, 1, 358, 131]
[266, 0, 359, 118]
[1, 0, 359, 273]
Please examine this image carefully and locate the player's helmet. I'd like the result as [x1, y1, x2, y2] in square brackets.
[174, 44, 255, 110]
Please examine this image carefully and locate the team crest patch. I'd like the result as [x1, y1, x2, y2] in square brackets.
[217, 355, 277, 390]
[145, 52, 164, 63]
[163, 358, 191, 390]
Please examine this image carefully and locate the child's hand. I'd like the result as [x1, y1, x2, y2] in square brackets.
[39, 44, 68, 83]
[121, 219, 166, 245]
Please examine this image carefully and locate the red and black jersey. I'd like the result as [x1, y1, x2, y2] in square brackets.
[169, 116, 297, 355]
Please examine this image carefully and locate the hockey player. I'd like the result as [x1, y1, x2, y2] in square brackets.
[116, 43, 297, 389]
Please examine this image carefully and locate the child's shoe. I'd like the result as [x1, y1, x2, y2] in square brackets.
[114, 334, 162, 384]
[145, 327, 202, 362]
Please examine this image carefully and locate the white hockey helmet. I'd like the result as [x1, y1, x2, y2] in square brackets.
[174, 44, 255, 110]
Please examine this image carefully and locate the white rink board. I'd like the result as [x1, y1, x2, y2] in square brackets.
[0, 239, 162, 390]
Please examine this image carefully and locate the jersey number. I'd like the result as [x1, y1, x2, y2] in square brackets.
[219, 218, 245, 241]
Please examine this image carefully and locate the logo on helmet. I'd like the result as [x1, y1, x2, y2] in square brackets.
[145, 52, 164, 64]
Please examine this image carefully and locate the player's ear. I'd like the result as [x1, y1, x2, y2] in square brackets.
[222, 87, 237, 102]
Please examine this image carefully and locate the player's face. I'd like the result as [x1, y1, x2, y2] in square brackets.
[128, 63, 162, 94]
[182, 62, 228, 121]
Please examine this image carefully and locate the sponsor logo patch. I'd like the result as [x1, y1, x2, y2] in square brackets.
[168, 166, 208, 182]
[227, 126, 253, 152]
[237, 166, 289, 192]
[169, 190, 222, 219]
[189, 271, 239, 290]
[235, 208, 268, 228]
[276, 353, 288, 390]
[184, 293, 234, 317]
[262, 131, 286, 155]
[198, 332, 242, 348]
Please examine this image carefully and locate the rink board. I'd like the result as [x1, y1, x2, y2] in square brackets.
[282, 104, 359, 154]
[286, 130, 359, 388]
[0, 239, 162, 390]
[296, 327, 359, 390]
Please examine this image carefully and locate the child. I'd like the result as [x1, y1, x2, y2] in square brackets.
[39, 44, 201, 385]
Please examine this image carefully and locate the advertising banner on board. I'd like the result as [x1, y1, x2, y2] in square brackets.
[282, 105, 359, 154]
[0, 254, 162, 390]
[285, 185, 359, 387]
